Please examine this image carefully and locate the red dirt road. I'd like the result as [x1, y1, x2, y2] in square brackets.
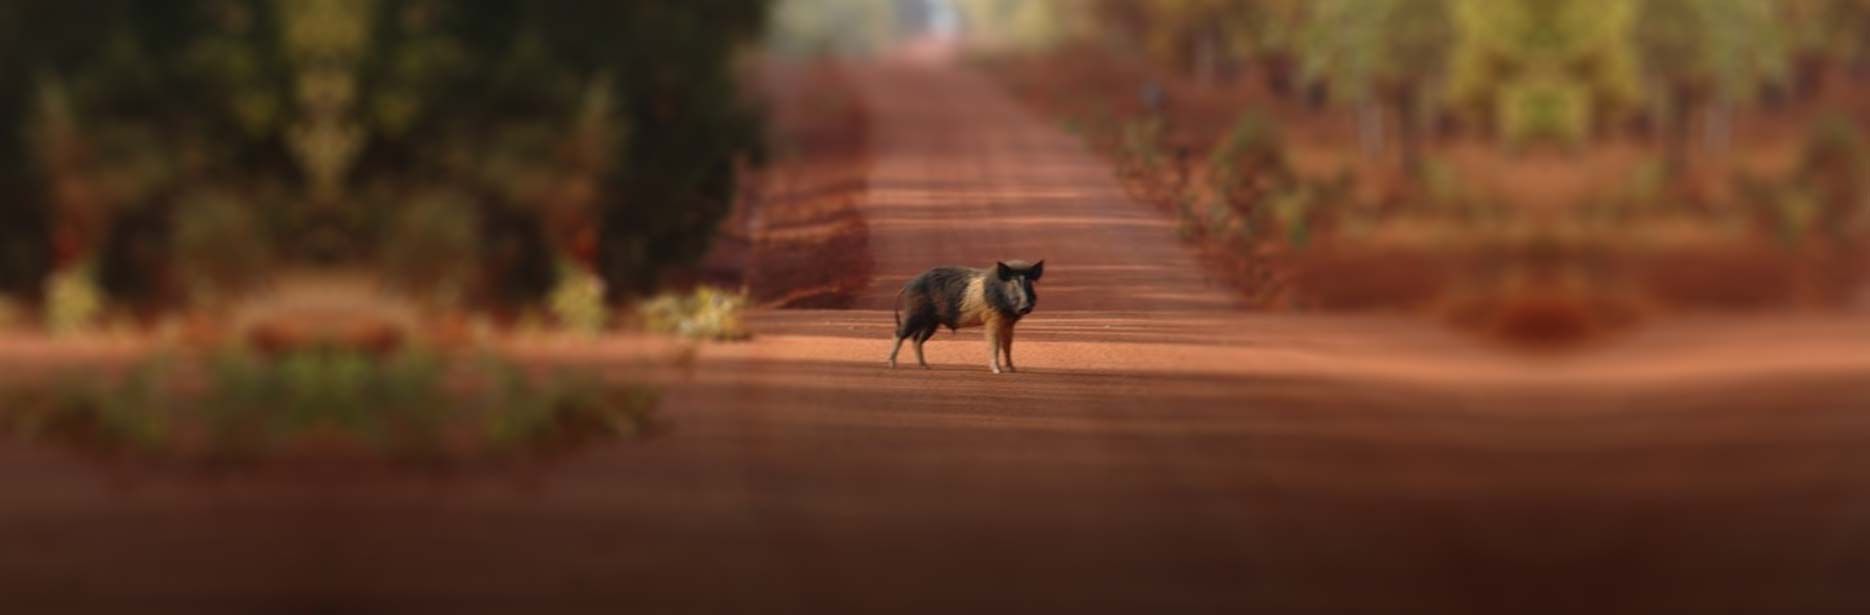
[851, 63, 1233, 312]
[5, 62, 1870, 614]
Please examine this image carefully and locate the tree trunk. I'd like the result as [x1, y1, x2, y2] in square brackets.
[1395, 85, 1423, 176]
[1793, 52, 1826, 101]
[1193, 30, 1219, 89]
[1359, 100, 1385, 160]
[1663, 82, 1695, 174]
[1261, 51, 1295, 99]
[1703, 97, 1732, 159]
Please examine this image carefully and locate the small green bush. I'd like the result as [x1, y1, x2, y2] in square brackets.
[1269, 187, 1316, 247]
[1, 354, 180, 454]
[44, 263, 102, 336]
[1119, 115, 1168, 174]
[1197, 109, 1354, 248]
[639, 286, 751, 341]
[549, 260, 610, 335]
[1208, 110, 1294, 213]
[1498, 78, 1591, 150]
[478, 362, 659, 453]
[1419, 157, 1466, 210]
[1174, 193, 1205, 239]
[1800, 113, 1868, 236]
[1801, 113, 1864, 174]
[1770, 189, 1823, 244]
[1735, 114, 1869, 245]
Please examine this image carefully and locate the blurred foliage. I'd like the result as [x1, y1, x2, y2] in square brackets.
[769, 0, 901, 55]
[1636, 0, 1789, 103]
[1200, 110, 1351, 247]
[1086, 0, 1304, 87]
[1118, 115, 1169, 175]
[1496, 78, 1593, 150]
[0, 347, 659, 463]
[172, 191, 275, 306]
[1060, 0, 1870, 167]
[952, 0, 1081, 51]
[1300, 0, 1452, 100]
[548, 259, 610, 335]
[0, 0, 770, 314]
[0, 3, 45, 299]
[1738, 113, 1870, 244]
[380, 190, 478, 307]
[477, 355, 656, 453]
[44, 262, 104, 336]
[1781, 0, 1870, 78]
[1637, 0, 1789, 167]
[1301, 0, 1452, 170]
[1208, 110, 1293, 210]
[639, 286, 751, 341]
[1448, 0, 1641, 147]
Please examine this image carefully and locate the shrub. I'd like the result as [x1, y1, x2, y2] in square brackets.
[549, 260, 610, 335]
[1798, 113, 1867, 236]
[1735, 115, 1869, 244]
[1268, 186, 1316, 247]
[1419, 157, 1466, 209]
[478, 361, 659, 453]
[1119, 115, 1168, 175]
[0, 348, 658, 464]
[2, 354, 179, 454]
[8, 2, 767, 314]
[43, 262, 101, 336]
[1208, 110, 1293, 215]
[639, 286, 751, 341]
[1497, 78, 1591, 151]
[1174, 192, 1205, 239]
[1201, 109, 1354, 248]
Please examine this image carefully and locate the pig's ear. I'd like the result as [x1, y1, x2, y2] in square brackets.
[1028, 260, 1044, 281]
[995, 261, 1014, 281]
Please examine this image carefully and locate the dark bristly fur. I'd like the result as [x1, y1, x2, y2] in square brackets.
[890, 260, 1044, 374]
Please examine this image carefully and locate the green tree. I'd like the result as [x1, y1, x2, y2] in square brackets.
[1301, 0, 1453, 172]
[1081, 0, 1307, 89]
[1778, 0, 1870, 97]
[3, 0, 770, 309]
[768, 0, 900, 56]
[0, 1, 57, 298]
[1446, 0, 1641, 148]
[1636, 0, 1788, 169]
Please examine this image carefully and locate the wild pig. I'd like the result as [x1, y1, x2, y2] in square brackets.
[889, 260, 1043, 374]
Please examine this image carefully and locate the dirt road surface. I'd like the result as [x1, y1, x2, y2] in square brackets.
[6, 61, 1870, 614]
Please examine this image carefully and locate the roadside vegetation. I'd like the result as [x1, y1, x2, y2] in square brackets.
[638, 286, 752, 342]
[0, 1, 772, 465]
[0, 345, 657, 467]
[0, 0, 769, 330]
[976, 0, 1870, 344]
